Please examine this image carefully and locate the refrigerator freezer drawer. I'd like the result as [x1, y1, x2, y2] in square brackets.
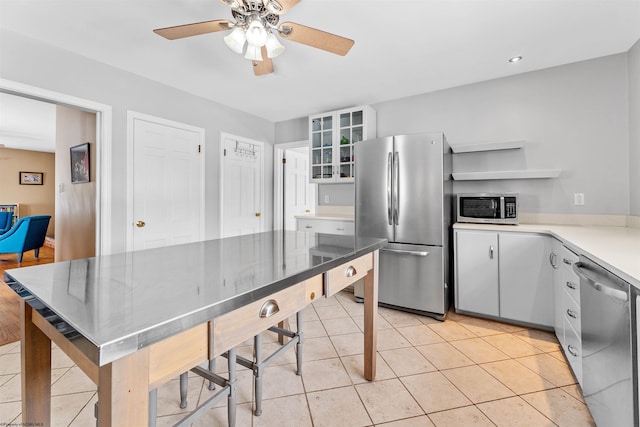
[379, 243, 445, 315]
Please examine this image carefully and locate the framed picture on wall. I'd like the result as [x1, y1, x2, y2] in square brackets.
[19, 171, 43, 185]
[70, 142, 90, 183]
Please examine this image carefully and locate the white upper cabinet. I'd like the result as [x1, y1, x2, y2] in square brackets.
[309, 105, 376, 183]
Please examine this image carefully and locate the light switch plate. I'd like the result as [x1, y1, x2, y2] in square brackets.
[574, 193, 584, 206]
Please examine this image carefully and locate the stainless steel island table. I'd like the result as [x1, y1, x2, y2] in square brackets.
[4, 231, 385, 426]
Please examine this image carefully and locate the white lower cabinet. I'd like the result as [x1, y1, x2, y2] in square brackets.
[550, 238, 565, 347]
[499, 233, 553, 326]
[564, 318, 582, 384]
[454, 229, 553, 328]
[296, 218, 354, 235]
[455, 230, 499, 316]
[558, 245, 582, 385]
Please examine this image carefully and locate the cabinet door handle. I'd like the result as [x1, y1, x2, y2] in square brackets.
[566, 281, 577, 290]
[345, 266, 357, 277]
[563, 258, 573, 266]
[305, 225, 313, 229]
[567, 344, 578, 357]
[489, 245, 494, 259]
[566, 309, 578, 319]
[549, 252, 557, 268]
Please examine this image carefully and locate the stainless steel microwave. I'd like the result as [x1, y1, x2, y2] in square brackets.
[456, 193, 519, 225]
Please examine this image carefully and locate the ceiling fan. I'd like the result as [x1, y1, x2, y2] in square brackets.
[153, 0, 355, 76]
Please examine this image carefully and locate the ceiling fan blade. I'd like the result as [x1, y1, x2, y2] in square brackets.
[153, 20, 231, 40]
[279, 22, 354, 56]
[253, 46, 274, 76]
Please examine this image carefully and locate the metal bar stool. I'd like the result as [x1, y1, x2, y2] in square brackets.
[179, 311, 303, 417]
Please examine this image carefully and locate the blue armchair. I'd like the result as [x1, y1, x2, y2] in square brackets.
[0, 211, 12, 235]
[0, 215, 51, 263]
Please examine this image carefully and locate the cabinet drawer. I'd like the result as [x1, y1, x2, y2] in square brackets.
[563, 274, 580, 304]
[325, 253, 372, 297]
[297, 218, 354, 235]
[564, 318, 582, 385]
[305, 276, 323, 305]
[560, 246, 580, 304]
[563, 288, 581, 336]
[212, 274, 322, 356]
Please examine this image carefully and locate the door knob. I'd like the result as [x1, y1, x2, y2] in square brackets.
[136, 220, 146, 228]
[255, 212, 261, 217]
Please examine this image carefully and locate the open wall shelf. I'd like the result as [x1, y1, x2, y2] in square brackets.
[450, 139, 561, 181]
[452, 169, 562, 181]
[451, 140, 525, 154]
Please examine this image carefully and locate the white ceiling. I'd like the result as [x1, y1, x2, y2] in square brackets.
[0, 0, 639, 150]
[0, 93, 56, 152]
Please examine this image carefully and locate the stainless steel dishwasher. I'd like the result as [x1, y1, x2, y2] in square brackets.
[573, 256, 636, 427]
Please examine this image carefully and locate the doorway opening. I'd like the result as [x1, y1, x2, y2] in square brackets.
[0, 78, 113, 256]
[274, 140, 316, 231]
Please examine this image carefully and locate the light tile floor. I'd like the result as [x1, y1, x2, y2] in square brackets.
[0, 291, 596, 426]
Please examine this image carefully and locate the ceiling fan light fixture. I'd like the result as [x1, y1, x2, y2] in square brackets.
[265, 33, 285, 58]
[246, 16, 269, 47]
[245, 44, 263, 61]
[224, 26, 246, 54]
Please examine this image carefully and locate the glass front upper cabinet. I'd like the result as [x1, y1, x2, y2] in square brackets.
[309, 106, 376, 184]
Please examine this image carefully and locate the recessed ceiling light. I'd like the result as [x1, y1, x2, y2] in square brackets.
[509, 56, 523, 63]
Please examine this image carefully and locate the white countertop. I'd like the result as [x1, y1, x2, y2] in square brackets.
[294, 214, 354, 222]
[453, 223, 640, 288]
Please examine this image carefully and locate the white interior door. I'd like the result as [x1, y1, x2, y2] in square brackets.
[221, 134, 264, 238]
[130, 114, 204, 250]
[284, 147, 315, 230]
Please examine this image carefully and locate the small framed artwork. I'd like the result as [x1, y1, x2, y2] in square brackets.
[70, 142, 90, 183]
[19, 171, 44, 185]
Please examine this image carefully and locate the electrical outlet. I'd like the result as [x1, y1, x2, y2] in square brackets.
[574, 193, 585, 206]
[324, 195, 330, 203]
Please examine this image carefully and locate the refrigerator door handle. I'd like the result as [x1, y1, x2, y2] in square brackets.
[393, 151, 399, 225]
[387, 152, 393, 225]
[381, 248, 430, 257]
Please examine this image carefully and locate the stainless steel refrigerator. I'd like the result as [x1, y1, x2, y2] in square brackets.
[355, 132, 452, 320]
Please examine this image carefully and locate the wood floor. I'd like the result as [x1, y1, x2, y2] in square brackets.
[0, 246, 55, 346]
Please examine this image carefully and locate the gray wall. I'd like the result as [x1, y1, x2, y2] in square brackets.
[0, 29, 275, 253]
[275, 117, 307, 144]
[629, 39, 640, 216]
[278, 52, 633, 216]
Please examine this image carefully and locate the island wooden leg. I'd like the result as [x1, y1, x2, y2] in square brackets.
[363, 250, 379, 381]
[98, 347, 150, 426]
[21, 300, 51, 425]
